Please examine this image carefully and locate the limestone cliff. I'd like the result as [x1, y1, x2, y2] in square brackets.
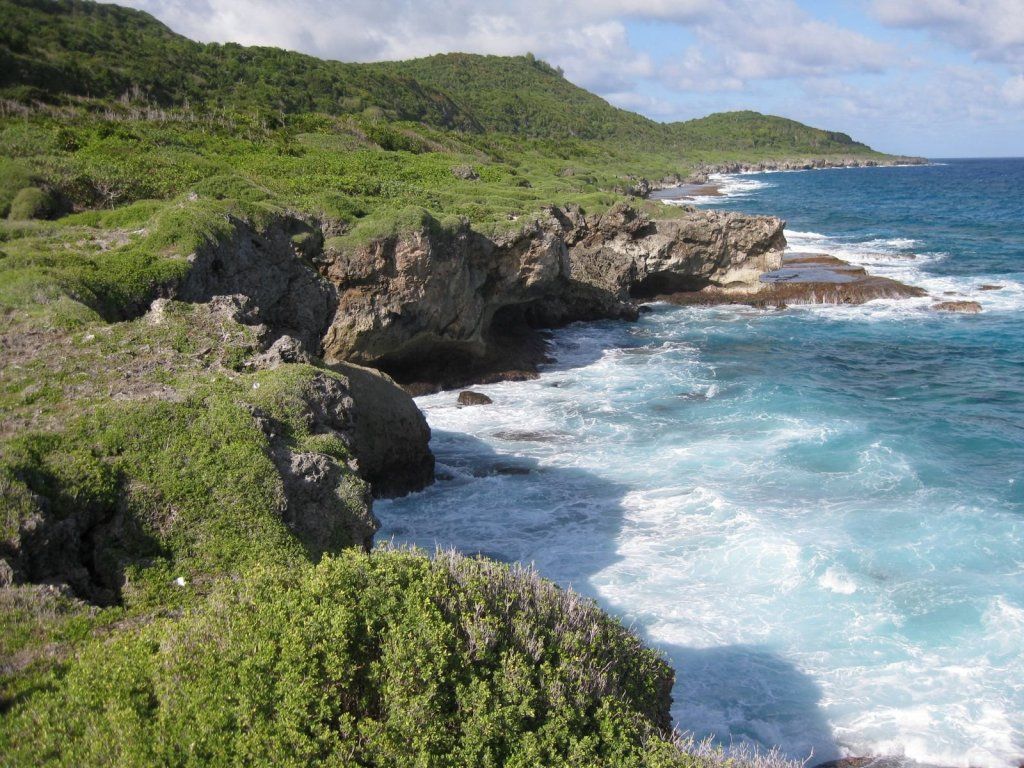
[315, 202, 785, 381]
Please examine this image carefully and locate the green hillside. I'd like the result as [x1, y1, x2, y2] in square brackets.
[1, 0, 880, 156]
[672, 110, 869, 154]
[0, 0, 478, 128]
[370, 52, 662, 142]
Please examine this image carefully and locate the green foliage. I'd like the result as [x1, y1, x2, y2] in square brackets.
[0, 549, 691, 767]
[0, 5, 899, 765]
[0, 159, 33, 217]
[7, 185, 53, 219]
[671, 111, 870, 154]
[0, 0, 882, 156]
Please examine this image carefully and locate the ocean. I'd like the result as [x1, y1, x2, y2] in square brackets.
[377, 159, 1024, 766]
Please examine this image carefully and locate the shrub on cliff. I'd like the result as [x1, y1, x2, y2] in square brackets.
[0, 548, 692, 767]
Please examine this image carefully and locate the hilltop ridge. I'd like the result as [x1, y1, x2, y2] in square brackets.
[2, 0, 885, 158]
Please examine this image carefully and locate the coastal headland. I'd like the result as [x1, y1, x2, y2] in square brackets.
[0, 1, 978, 765]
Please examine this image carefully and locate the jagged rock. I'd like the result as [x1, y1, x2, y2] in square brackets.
[933, 300, 982, 313]
[319, 211, 571, 376]
[451, 164, 480, 180]
[173, 214, 336, 353]
[317, 203, 784, 386]
[663, 253, 926, 307]
[457, 390, 493, 406]
[572, 202, 786, 299]
[274, 449, 375, 554]
[254, 334, 313, 368]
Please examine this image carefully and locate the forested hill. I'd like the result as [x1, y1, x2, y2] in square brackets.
[1, 0, 877, 155]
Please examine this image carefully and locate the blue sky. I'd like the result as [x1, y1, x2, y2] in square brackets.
[117, 0, 1024, 157]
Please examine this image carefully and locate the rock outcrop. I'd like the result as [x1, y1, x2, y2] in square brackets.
[932, 300, 982, 313]
[336, 362, 435, 497]
[659, 252, 927, 308]
[0, 361, 433, 602]
[691, 155, 927, 176]
[316, 203, 785, 385]
[174, 214, 336, 355]
[166, 204, 785, 391]
[457, 390, 493, 406]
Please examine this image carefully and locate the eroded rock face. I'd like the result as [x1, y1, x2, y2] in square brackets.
[320, 215, 570, 372]
[571, 203, 786, 299]
[317, 203, 785, 380]
[175, 214, 336, 354]
[255, 366, 434, 505]
[334, 362, 434, 498]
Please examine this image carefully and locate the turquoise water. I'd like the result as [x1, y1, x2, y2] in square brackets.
[378, 160, 1024, 766]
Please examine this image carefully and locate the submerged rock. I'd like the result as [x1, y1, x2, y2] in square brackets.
[661, 252, 926, 307]
[458, 390, 493, 406]
[932, 300, 982, 313]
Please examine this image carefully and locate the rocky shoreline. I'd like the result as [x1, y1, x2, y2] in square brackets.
[3, 186, 960, 605]
[635, 154, 929, 195]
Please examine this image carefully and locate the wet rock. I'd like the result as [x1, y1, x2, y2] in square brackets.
[932, 300, 982, 313]
[979, 284, 1003, 291]
[492, 430, 567, 442]
[457, 390, 493, 406]
[661, 252, 925, 307]
[813, 759, 959, 768]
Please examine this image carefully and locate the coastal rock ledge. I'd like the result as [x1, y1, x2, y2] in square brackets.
[317, 202, 785, 388]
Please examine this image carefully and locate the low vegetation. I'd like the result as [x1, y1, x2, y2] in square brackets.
[2, 549, 700, 767]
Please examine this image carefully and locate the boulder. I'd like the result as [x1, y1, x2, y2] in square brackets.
[457, 390, 493, 406]
[451, 164, 480, 180]
[335, 362, 434, 498]
[932, 300, 982, 313]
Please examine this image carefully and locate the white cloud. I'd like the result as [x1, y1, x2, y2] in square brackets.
[1003, 73, 1024, 104]
[119, 0, 891, 94]
[873, 0, 1024, 65]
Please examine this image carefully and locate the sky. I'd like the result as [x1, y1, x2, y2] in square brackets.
[112, 0, 1024, 158]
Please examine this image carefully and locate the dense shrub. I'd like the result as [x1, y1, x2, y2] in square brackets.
[0, 549, 689, 767]
[6, 186, 53, 220]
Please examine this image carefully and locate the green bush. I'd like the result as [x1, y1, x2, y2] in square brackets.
[0, 161, 33, 218]
[0, 549, 687, 768]
[7, 186, 54, 220]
